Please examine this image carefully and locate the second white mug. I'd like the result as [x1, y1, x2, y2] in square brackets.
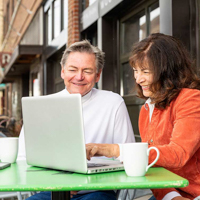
[122, 142, 159, 177]
[0, 137, 19, 163]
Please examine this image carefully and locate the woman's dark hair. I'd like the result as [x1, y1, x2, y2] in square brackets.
[129, 33, 200, 109]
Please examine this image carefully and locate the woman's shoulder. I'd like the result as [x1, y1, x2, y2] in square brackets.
[169, 88, 200, 120]
[178, 88, 200, 100]
[174, 88, 200, 107]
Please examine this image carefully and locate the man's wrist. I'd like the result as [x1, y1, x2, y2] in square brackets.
[112, 144, 119, 158]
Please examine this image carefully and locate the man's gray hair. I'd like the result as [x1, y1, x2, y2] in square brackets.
[60, 40, 105, 72]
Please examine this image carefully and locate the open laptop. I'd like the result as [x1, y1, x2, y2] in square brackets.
[21, 94, 124, 174]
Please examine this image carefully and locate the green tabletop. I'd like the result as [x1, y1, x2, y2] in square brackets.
[0, 160, 188, 192]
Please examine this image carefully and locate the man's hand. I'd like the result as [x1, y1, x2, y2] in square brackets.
[172, 197, 190, 200]
[86, 143, 119, 160]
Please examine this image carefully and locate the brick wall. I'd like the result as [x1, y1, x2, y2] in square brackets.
[68, 0, 80, 46]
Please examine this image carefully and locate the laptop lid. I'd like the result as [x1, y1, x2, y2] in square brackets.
[22, 94, 89, 173]
[22, 94, 124, 174]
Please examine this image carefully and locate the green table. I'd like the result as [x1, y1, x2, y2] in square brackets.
[0, 160, 188, 200]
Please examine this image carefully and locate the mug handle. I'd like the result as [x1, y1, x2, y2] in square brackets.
[146, 147, 160, 172]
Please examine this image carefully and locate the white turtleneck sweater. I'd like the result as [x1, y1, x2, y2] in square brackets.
[18, 88, 135, 160]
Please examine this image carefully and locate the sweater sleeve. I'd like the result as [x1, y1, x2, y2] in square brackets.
[148, 89, 200, 169]
[151, 188, 179, 200]
[114, 101, 135, 144]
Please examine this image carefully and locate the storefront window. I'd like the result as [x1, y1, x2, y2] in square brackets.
[54, 0, 61, 38]
[120, 1, 160, 96]
[122, 62, 136, 96]
[63, 0, 68, 29]
[45, 0, 67, 45]
[121, 10, 146, 55]
[149, 2, 160, 34]
[47, 7, 52, 44]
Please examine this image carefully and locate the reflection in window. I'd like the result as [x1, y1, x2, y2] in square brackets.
[47, 8, 52, 44]
[121, 11, 146, 55]
[139, 15, 146, 41]
[149, 3, 160, 34]
[54, 0, 61, 38]
[122, 63, 136, 96]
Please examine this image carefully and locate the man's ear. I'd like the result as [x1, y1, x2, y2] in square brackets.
[96, 69, 102, 83]
[61, 66, 65, 79]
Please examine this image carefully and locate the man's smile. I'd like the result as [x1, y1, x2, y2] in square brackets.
[72, 82, 87, 86]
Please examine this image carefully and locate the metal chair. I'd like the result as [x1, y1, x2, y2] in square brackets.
[0, 191, 33, 200]
[117, 189, 152, 200]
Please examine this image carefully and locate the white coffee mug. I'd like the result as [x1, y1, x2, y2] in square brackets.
[0, 137, 19, 163]
[122, 142, 159, 176]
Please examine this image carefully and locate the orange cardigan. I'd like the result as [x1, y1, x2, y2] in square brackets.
[139, 88, 200, 200]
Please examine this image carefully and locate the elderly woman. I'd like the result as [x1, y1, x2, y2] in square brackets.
[86, 33, 200, 200]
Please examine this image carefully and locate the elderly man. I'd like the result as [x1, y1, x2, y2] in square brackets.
[18, 40, 135, 200]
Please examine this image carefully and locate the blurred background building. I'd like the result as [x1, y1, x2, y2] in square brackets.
[0, 0, 199, 139]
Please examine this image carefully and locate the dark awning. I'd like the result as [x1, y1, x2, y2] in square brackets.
[1, 44, 43, 83]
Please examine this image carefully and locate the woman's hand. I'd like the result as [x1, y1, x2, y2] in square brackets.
[86, 143, 120, 160]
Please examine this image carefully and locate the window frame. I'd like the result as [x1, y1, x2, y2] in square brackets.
[45, 0, 64, 45]
[119, 0, 159, 97]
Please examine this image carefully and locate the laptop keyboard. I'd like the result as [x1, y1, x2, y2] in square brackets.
[87, 163, 109, 168]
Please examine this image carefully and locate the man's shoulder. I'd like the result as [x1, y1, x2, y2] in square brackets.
[92, 88, 124, 103]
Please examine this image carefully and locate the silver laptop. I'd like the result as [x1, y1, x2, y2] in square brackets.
[21, 94, 124, 174]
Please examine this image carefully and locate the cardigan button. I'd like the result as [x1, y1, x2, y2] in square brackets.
[150, 139, 153, 143]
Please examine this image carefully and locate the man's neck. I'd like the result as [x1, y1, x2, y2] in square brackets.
[65, 88, 93, 103]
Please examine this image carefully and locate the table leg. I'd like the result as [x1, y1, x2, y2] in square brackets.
[51, 191, 70, 200]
